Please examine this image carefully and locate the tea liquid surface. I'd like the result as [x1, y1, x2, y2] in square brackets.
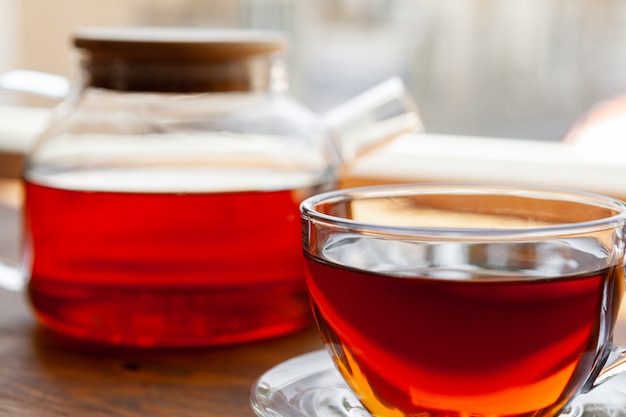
[25, 179, 317, 347]
[305, 255, 624, 417]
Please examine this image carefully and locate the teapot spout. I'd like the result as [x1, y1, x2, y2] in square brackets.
[323, 77, 423, 164]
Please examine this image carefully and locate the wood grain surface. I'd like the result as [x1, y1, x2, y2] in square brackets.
[0, 285, 323, 417]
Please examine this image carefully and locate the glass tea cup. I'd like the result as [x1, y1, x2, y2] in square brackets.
[300, 184, 626, 417]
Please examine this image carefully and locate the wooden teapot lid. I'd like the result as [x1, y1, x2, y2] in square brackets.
[72, 27, 288, 92]
[73, 27, 287, 61]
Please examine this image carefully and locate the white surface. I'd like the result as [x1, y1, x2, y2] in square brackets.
[349, 133, 626, 197]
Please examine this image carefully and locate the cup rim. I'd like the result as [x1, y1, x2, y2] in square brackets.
[300, 183, 626, 238]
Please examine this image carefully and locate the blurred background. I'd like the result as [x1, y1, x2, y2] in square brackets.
[2, 0, 626, 142]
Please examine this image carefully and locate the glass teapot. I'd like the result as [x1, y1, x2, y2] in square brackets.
[4, 27, 421, 348]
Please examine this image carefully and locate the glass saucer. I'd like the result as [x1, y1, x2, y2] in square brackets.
[250, 349, 626, 417]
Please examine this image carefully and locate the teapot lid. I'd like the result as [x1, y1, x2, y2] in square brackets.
[71, 27, 288, 93]
[73, 27, 287, 61]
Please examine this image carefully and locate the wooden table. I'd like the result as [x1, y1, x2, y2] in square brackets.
[2, 177, 626, 417]
[0, 289, 322, 416]
[0, 178, 323, 417]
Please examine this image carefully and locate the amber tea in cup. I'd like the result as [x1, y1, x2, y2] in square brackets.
[301, 184, 626, 417]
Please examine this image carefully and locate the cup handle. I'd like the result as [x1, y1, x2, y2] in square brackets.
[583, 344, 626, 392]
[0, 258, 24, 291]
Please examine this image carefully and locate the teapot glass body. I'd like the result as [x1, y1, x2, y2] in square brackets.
[22, 27, 338, 347]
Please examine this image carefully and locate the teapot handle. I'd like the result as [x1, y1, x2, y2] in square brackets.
[0, 258, 24, 291]
[0, 70, 69, 100]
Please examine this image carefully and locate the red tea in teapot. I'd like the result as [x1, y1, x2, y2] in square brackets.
[17, 27, 420, 349]
[24, 178, 321, 347]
